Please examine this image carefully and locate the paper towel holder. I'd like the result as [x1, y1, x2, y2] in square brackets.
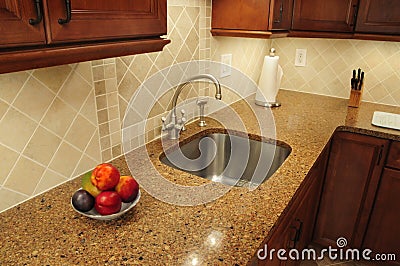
[255, 48, 281, 108]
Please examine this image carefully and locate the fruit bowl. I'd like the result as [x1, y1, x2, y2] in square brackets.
[71, 188, 140, 221]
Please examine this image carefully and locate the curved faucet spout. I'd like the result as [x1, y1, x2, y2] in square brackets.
[171, 74, 222, 123]
[162, 74, 222, 139]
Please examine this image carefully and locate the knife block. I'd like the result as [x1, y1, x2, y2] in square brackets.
[348, 85, 364, 108]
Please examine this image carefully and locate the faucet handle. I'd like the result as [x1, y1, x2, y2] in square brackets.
[196, 97, 208, 106]
[161, 116, 168, 130]
[179, 109, 186, 131]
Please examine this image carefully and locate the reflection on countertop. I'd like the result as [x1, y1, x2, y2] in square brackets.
[0, 90, 399, 265]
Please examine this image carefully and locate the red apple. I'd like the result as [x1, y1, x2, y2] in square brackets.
[94, 191, 122, 215]
[91, 163, 120, 191]
[115, 176, 139, 203]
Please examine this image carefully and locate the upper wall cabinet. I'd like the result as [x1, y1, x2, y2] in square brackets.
[0, 0, 169, 74]
[211, 0, 294, 38]
[292, 0, 358, 33]
[0, 0, 46, 48]
[291, 0, 400, 40]
[355, 0, 400, 34]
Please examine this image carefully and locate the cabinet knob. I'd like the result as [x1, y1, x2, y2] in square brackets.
[58, 0, 72, 24]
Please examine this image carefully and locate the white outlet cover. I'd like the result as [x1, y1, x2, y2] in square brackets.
[295, 49, 307, 67]
[220, 54, 232, 78]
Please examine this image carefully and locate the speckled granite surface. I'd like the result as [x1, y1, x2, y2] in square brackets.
[0, 90, 399, 265]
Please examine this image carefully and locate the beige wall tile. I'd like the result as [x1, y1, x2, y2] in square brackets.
[84, 130, 102, 162]
[0, 107, 37, 152]
[23, 126, 62, 166]
[49, 142, 82, 178]
[13, 77, 55, 122]
[0, 188, 28, 212]
[0, 100, 8, 119]
[79, 91, 98, 125]
[0, 144, 19, 185]
[0, 71, 29, 103]
[58, 73, 92, 111]
[32, 65, 72, 93]
[33, 169, 67, 195]
[74, 62, 93, 84]
[65, 114, 96, 151]
[72, 154, 99, 177]
[4, 156, 45, 195]
[41, 98, 77, 138]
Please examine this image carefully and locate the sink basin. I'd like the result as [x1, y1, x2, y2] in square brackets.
[160, 132, 291, 187]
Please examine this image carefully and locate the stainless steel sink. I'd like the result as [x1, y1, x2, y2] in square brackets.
[160, 132, 291, 187]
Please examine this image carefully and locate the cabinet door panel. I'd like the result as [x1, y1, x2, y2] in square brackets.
[362, 168, 400, 265]
[313, 132, 388, 248]
[43, 0, 167, 44]
[212, 0, 270, 31]
[270, 0, 294, 30]
[0, 0, 46, 48]
[292, 0, 358, 32]
[356, 0, 400, 34]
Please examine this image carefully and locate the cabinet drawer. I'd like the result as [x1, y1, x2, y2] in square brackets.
[387, 141, 400, 169]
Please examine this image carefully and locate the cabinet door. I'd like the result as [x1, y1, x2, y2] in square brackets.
[362, 168, 400, 265]
[356, 0, 400, 34]
[212, 0, 270, 31]
[270, 0, 294, 30]
[0, 0, 46, 48]
[313, 132, 388, 249]
[292, 0, 358, 32]
[43, 0, 167, 44]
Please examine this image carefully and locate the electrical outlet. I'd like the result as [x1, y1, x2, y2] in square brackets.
[220, 54, 232, 78]
[295, 49, 307, 67]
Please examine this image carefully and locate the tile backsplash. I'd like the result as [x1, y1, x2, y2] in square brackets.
[0, 0, 209, 212]
[0, 0, 399, 212]
[272, 38, 400, 106]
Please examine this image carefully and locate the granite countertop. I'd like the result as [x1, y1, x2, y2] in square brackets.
[1, 90, 399, 265]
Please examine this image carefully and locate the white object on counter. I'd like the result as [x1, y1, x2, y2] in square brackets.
[372, 111, 400, 131]
[255, 48, 283, 107]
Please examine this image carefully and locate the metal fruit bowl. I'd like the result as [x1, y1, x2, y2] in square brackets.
[71, 189, 140, 221]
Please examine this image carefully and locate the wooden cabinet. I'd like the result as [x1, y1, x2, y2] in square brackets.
[356, 0, 400, 34]
[313, 132, 389, 249]
[362, 168, 400, 265]
[43, 0, 167, 44]
[254, 145, 329, 265]
[0, 0, 46, 48]
[0, 0, 169, 74]
[211, 0, 293, 38]
[292, 0, 358, 32]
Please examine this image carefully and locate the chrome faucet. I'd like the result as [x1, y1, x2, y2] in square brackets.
[162, 74, 222, 139]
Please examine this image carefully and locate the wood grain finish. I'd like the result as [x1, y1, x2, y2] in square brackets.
[386, 141, 400, 170]
[0, 38, 170, 74]
[254, 145, 329, 266]
[362, 168, 400, 265]
[212, 0, 270, 31]
[0, 0, 46, 48]
[210, 29, 289, 39]
[292, 0, 358, 32]
[313, 132, 389, 249]
[356, 0, 400, 34]
[0, 0, 168, 73]
[43, 0, 167, 44]
[211, 0, 293, 39]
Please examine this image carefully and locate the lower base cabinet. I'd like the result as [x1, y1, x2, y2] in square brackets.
[251, 131, 400, 265]
[362, 168, 400, 266]
[253, 145, 329, 265]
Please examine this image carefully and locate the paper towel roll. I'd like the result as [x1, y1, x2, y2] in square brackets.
[255, 54, 283, 106]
